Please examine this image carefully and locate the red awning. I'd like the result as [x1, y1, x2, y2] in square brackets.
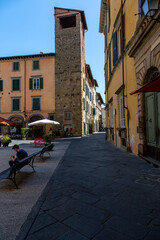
[0, 121, 10, 126]
[130, 74, 160, 95]
[0, 117, 20, 126]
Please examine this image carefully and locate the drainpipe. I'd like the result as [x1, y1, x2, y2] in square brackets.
[121, 0, 131, 151]
[24, 60, 27, 127]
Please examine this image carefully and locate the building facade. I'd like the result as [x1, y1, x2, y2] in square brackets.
[99, 0, 160, 160]
[99, 0, 139, 153]
[0, 53, 55, 134]
[128, 4, 160, 160]
[83, 64, 98, 135]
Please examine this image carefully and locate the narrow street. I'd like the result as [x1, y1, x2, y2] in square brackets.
[17, 133, 160, 240]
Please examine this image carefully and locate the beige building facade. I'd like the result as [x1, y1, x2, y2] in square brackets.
[0, 53, 55, 134]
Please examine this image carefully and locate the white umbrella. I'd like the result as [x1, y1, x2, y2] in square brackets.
[28, 119, 60, 126]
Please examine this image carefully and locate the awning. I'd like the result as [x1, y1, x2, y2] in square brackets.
[130, 75, 160, 95]
[0, 117, 20, 126]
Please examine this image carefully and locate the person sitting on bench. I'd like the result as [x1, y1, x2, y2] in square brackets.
[9, 144, 28, 167]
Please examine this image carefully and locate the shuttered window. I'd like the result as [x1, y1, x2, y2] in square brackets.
[32, 98, 40, 110]
[32, 60, 40, 70]
[109, 49, 111, 77]
[0, 80, 3, 91]
[83, 98, 85, 110]
[29, 78, 43, 90]
[12, 79, 20, 91]
[12, 98, 20, 111]
[112, 31, 118, 66]
[83, 78, 85, 91]
[12, 62, 20, 71]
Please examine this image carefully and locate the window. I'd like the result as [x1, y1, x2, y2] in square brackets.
[86, 101, 89, 112]
[118, 92, 125, 128]
[60, 16, 76, 29]
[110, 101, 113, 128]
[0, 80, 3, 91]
[12, 78, 20, 91]
[112, 31, 118, 66]
[140, 0, 149, 17]
[29, 78, 43, 90]
[83, 78, 85, 91]
[32, 98, 40, 110]
[109, 47, 111, 77]
[117, 26, 121, 58]
[83, 98, 85, 110]
[93, 108, 96, 116]
[105, 27, 107, 49]
[12, 98, 20, 111]
[64, 112, 72, 120]
[33, 78, 40, 90]
[108, 0, 111, 29]
[32, 60, 40, 70]
[12, 62, 20, 71]
[49, 114, 54, 120]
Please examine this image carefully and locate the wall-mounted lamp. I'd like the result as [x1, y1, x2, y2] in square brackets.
[135, 0, 160, 22]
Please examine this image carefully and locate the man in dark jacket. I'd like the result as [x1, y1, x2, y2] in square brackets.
[9, 144, 28, 167]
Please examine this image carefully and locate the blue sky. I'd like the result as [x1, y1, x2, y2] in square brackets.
[0, 0, 105, 101]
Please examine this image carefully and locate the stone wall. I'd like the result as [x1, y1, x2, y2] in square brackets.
[55, 8, 85, 136]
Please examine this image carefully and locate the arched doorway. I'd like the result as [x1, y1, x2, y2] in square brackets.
[145, 68, 160, 160]
[9, 115, 24, 137]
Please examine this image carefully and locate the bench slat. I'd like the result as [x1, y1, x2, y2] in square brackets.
[0, 168, 11, 179]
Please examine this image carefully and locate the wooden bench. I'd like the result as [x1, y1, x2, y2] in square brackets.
[0, 151, 40, 188]
[30, 138, 45, 147]
[39, 143, 54, 160]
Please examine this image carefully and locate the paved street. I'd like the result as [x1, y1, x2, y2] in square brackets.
[16, 133, 160, 240]
[0, 141, 70, 240]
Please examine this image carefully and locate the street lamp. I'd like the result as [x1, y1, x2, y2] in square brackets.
[135, 0, 160, 22]
[147, 0, 160, 17]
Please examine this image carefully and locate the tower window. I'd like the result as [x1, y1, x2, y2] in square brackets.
[60, 16, 76, 29]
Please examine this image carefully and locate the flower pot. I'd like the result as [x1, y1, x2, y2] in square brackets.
[3, 142, 9, 147]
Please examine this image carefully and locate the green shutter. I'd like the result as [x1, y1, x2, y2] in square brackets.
[13, 79, 20, 91]
[33, 98, 40, 110]
[13, 99, 20, 111]
[0, 80, 3, 91]
[29, 78, 33, 90]
[40, 78, 43, 89]
[145, 93, 156, 145]
[112, 31, 118, 66]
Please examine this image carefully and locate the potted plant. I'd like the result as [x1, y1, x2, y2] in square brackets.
[43, 134, 52, 145]
[21, 128, 31, 140]
[1, 136, 12, 147]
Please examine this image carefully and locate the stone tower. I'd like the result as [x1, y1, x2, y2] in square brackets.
[54, 7, 87, 136]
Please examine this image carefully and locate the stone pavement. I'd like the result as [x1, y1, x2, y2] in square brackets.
[0, 141, 70, 240]
[16, 133, 160, 240]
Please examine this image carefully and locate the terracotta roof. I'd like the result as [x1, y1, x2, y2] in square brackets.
[0, 53, 55, 61]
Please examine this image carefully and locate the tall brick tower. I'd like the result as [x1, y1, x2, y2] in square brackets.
[54, 7, 87, 136]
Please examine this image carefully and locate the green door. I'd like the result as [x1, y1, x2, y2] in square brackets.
[145, 93, 156, 145]
[157, 93, 160, 147]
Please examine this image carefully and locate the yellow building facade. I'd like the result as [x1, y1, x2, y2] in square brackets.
[0, 53, 55, 134]
[99, 0, 140, 154]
